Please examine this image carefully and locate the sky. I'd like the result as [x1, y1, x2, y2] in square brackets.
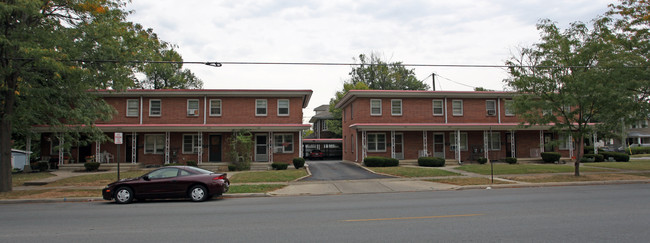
[126, 0, 615, 121]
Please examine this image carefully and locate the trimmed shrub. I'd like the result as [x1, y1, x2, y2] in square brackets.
[227, 164, 237, 171]
[164, 163, 182, 166]
[505, 157, 517, 164]
[582, 154, 605, 162]
[84, 162, 100, 171]
[629, 146, 650, 155]
[364, 156, 399, 167]
[477, 157, 488, 164]
[186, 160, 197, 167]
[37, 162, 49, 172]
[271, 162, 289, 170]
[541, 152, 562, 163]
[418, 157, 445, 167]
[600, 152, 630, 162]
[292, 157, 305, 169]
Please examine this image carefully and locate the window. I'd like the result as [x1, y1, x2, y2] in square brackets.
[558, 134, 573, 150]
[209, 99, 221, 116]
[182, 134, 200, 154]
[187, 99, 199, 116]
[505, 100, 515, 116]
[391, 99, 402, 116]
[149, 100, 161, 117]
[432, 100, 444, 116]
[274, 134, 293, 153]
[144, 134, 165, 154]
[350, 103, 354, 120]
[370, 99, 382, 116]
[487, 132, 501, 150]
[449, 132, 468, 151]
[486, 100, 496, 116]
[256, 99, 267, 116]
[147, 168, 179, 179]
[367, 133, 386, 152]
[126, 99, 139, 117]
[322, 120, 329, 131]
[278, 99, 289, 116]
[452, 100, 463, 116]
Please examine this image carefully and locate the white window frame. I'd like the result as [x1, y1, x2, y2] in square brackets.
[449, 132, 468, 151]
[558, 134, 573, 150]
[182, 134, 200, 154]
[149, 99, 161, 117]
[144, 134, 165, 154]
[370, 99, 382, 116]
[277, 99, 290, 116]
[487, 132, 501, 150]
[504, 100, 515, 116]
[322, 120, 329, 131]
[452, 100, 463, 116]
[187, 99, 200, 117]
[126, 99, 139, 117]
[486, 100, 496, 116]
[391, 99, 402, 116]
[367, 133, 387, 152]
[432, 99, 444, 116]
[256, 99, 267, 116]
[209, 99, 222, 116]
[274, 134, 294, 153]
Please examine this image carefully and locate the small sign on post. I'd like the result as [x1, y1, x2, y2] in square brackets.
[114, 132, 123, 145]
[114, 132, 122, 180]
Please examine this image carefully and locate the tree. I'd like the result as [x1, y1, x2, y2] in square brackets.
[327, 53, 430, 137]
[136, 47, 203, 89]
[505, 14, 647, 176]
[0, 0, 196, 192]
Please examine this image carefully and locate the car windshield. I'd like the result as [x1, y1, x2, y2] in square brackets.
[184, 167, 214, 174]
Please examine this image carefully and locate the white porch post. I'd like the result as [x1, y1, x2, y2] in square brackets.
[362, 131, 367, 160]
[131, 132, 137, 164]
[422, 131, 428, 157]
[483, 131, 489, 159]
[456, 129, 461, 164]
[391, 130, 396, 159]
[299, 131, 303, 158]
[511, 131, 516, 158]
[593, 133, 598, 154]
[197, 131, 203, 164]
[268, 132, 273, 162]
[95, 139, 101, 161]
[165, 131, 170, 164]
[540, 130, 545, 153]
[58, 134, 64, 166]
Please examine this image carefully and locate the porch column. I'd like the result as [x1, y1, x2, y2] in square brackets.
[58, 134, 64, 166]
[511, 131, 516, 158]
[197, 131, 203, 164]
[95, 139, 101, 161]
[362, 131, 367, 160]
[422, 131, 428, 157]
[539, 130, 544, 153]
[456, 129, 461, 164]
[483, 130, 489, 159]
[268, 132, 273, 163]
[131, 132, 137, 164]
[299, 131, 303, 159]
[390, 130, 395, 159]
[593, 133, 598, 154]
[165, 131, 170, 164]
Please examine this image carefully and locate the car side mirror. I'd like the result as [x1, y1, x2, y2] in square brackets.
[142, 175, 150, 181]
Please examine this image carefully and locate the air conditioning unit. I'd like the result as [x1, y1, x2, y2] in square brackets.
[188, 109, 198, 116]
[487, 110, 496, 116]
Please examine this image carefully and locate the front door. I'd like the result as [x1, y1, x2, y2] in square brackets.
[433, 133, 445, 158]
[255, 134, 268, 162]
[544, 133, 554, 152]
[394, 133, 404, 160]
[209, 135, 222, 162]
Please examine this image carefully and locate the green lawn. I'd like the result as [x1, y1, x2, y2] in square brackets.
[47, 170, 149, 187]
[11, 172, 55, 187]
[228, 184, 286, 193]
[368, 167, 460, 177]
[583, 160, 650, 170]
[456, 163, 609, 175]
[229, 169, 308, 183]
[428, 177, 514, 186]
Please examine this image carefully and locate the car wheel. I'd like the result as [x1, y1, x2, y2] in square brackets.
[189, 185, 208, 202]
[115, 187, 134, 204]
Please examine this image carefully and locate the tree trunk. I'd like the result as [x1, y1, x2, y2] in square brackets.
[0, 71, 18, 192]
[574, 134, 584, 177]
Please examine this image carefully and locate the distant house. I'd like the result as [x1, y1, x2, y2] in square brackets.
[303, 104, 342, 159]
[11, 149, 30, 170]
[625, 119, 650, 147]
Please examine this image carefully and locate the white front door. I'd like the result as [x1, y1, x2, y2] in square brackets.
[395, 133, 404, 160]
[255, 134, 268, 162]
[433, 133, 445, 158]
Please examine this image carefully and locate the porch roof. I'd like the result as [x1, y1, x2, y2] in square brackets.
[34, 124, 311, 133]
[302, 138, 343, 144]
[348, 123, 554, 131]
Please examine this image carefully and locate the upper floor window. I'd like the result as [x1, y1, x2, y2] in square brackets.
[432, 99, 444, 116]
[370, 99, 382, 116]
[256, 99, 267, 116]
[149, 99, 161, 117]
[274, 134, 294, 153]
[322, 120, 329, 131]
[209, 99, 222, 116]
[144, 134, 165, 154]
[486, 100, 496, 116]
[126, 99, 139, 117]
[182, 134, 200, 154]
[452, 100, 463, 116]
[391, 99, 402, 116]
[350, 103, 354, 120]
[504, 100, 515, 116]
[187, 99, 199, 116]
[278, 99, 289, 116]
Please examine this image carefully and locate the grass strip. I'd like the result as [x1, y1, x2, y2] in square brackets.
[369, 167, 459, 177]
[229, 169, 308, 183]
[583, 160, 650, 170]
[12, 172, 56, 187]
[428, 177, 515, 186]
[228, 184, 286, 193]
[47, 170, 150, 187]
[504, 173, 649, 183]
[0, 189, 101, 200]
[456, 164, 609, 175]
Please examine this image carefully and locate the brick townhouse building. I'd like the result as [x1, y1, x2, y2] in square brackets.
[335, 90, 582, 163]
[37, 89, 312, 167]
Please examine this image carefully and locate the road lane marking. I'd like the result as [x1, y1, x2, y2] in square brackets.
[342, 214, 484, 222]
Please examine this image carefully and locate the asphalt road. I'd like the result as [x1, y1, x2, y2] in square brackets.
[302, 160, 393, 181]
[1, 184, 649, 242]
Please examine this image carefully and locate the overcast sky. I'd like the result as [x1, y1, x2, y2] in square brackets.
[127, 0, 614, 120]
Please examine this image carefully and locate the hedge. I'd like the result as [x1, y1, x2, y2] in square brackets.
[505, 157, 517, 164]
[364, 156, 399, 167]
[271, 162, 289, 170]
[186, 160, 198, 167]
[541, 152, 562, 163]
[599, 152, 630, 162]
[582, 154, 605, 162]
[418, 157, 445, 167]
[292, 157, 305, 169]
[477, 157, 488, 164]
[629, 146, 650, 155]
[84, 162, 100, 171]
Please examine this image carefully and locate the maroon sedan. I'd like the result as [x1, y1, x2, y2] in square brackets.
[102, 166, 229, 204]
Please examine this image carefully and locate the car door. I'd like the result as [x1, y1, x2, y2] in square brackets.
[135, 168, 185, 197]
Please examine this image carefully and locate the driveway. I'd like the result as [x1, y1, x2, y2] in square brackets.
[302, 160, 393, 181]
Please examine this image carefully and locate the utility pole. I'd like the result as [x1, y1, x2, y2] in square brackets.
[432, 73, 436, 91]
